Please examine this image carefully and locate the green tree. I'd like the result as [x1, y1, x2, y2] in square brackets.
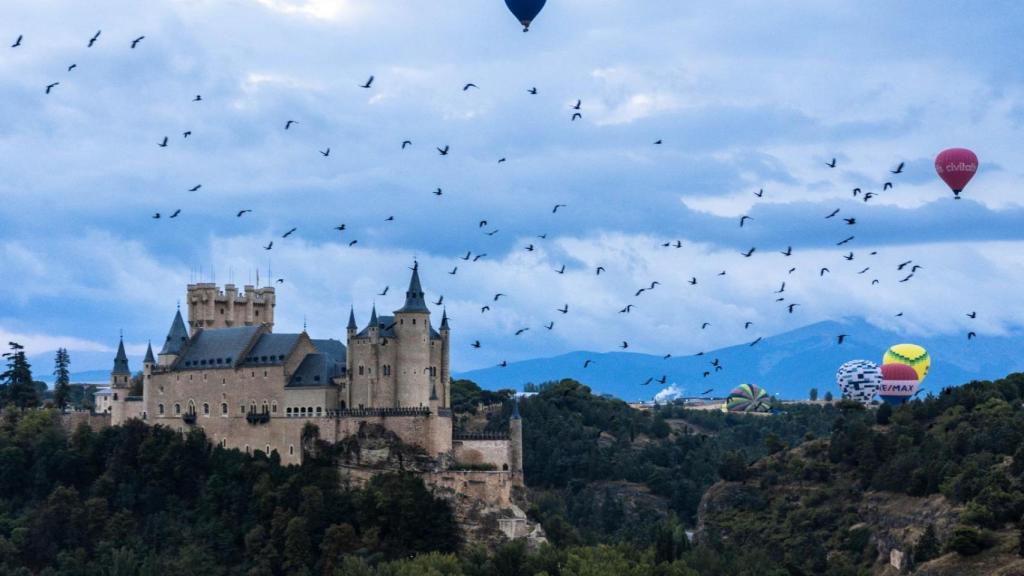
[823, 391, 834, 402]
[129, 370, 144, 396]
[914, 524, 941, 563]
[809, 388, 818, 401]
[875, 402, 892, 425]
[283, 517, 312, 575]
[53, 348, 71, 410]
[2, 342, 39, 410]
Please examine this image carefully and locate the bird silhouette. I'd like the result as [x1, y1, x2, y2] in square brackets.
[169, 209, 181, 218]
[883, 182, 893, 191]
[703, 371, 711, 378]
[276, 278, 284, 284]
[844, 218, 856, 225]
[853, 188, 862, 197]
[188, 184, 202, 192]
[583, 360, 594, 368]
[449, 267, 458, 275]
[739, 216, 752, 227]
[635, 288, 646, 297]
[437, 145, 449, 155]
[282, 228, 297, 238]
[657, 376, 667, 384]
[620, 341, 629, 349]
[844, 252, 854, 261]
[498, 361, 507, 367]
[401, 140, 412, 149]
[67, 64, 76, 72]
[968, 332, 976, 340]
[826, 157, 837, 168]
[460, 251, 471, 260]
[528, 87, 538, 94]
[263, 242, 273, 250]
[45, 82, 59, 94]
[891, 162, 905, 174]
[750, 337, 763, 346]
[967, 311, 977, 319]
[481, 306, 490, 313]
[701, 322, 711, 329]
[182, 131, 192, 138]
[498, 157, 506, 163]
[360, 75, 374, 88]
[158, 136, 168, 147]
[642, 378, 653, 386]
[754, 188, 764, 198]
[471, 340, 481, 348]
[619, 305, 635, 314]
[837, 236, 854, 246]
[596, 266, 605, 275]
[88, 30, 100, 47]
[433, 188, 443, 196]
[701, 388, 714, 395]
[237, 210, 252, 217]
[11, 34, 23, 48]
[545, 321, 554, 330]
[837, 334, 847, 344]
[741, 247, 756, 257]
[525, 244, 534, 252]
[858, 267, 870, 274]
[378, 286, 389, 296]
[897, 261, 913, 270]
[515, 328, 529, 336]
[348, 240, 358, 246]
[485, 229, 499, 236]
[689, 277, 697, 285]
[385, 216, 394, 222]
[493, 293, 505, 301]
[557, 304, 568, 314]
[775, 282, 785, 294]
[552, 204, 567, 213]
[193, 94, 202, 101]
[899, 274, 914, 283]
[285, 120, 298, 130]
[151, 212, 160, 219]
[334, 224, 346, 231]
[130, 36, 145, 49]
[571, 112, 582, 121]
[788, 303, 799, 313]
[462, 83, 478, 91]
[320, 148, 330, 157]
[781, 246, 793, 256]
[432, 296, 443, 306]
[472, 254, 486, 261]
[825, 208, 840, 219]
[572, 99, 582, 110]
[911, 265, 923, 272]
[820, 267, 830, 276]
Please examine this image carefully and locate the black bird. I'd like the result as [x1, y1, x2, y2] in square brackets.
[460, 251, 471, 261]
[596, 266, 605, 275]
[701, 388, 714, 395]
[853, 188, 862, 197]
[572, 99, 582, 110]
[555, 265, 565, 274]
[837, 236, 854, 246]
[401, 140, 412, 149]
[433, 296, 444, 306]
[703, 371, 711, 378]
[911, 265, 923, 272]
[348, 240, 358, 246]
[485, 229, 499, 236]
[642, 378, 653, 386]
[462, 83, 478, 91]
[158, 136, 168, 147]
[515, 328, 529, 336]
[499, 361, 507, 367]
[437, 145, 449, 155]
[864, 192, 876, 202]
[188, 184, 202, 192]
[525, 244, 534, 252]
[754, 188, 764, 198]
[263, 242, 273, 250]
[552, 204, 567, 213]
[825, 208, 840, 219]
[872, 279, 880, 285]
[826, 157, 837, 168]
[169, 209, 181, 218]
[883, 182, 893, 191]
[571, 112, 582, 121]
[88, 30, 101, 47]
[479, 220, 488, 227]
[556, 304, 569, 314]
[899, 274, 914, 283]
[385, 216, 394, 222]
[788, 303, 799, 313]
[967, 311, 977, 319]
[528, 87, 537, 94]
[741, 247, 756, 257]
[493, 293, 506, 301]
[895, 312, 904, 317]
[891, 162, 905, 174]
[45, 82, 59, 94]
[844, 252, 854, 261]
[820, 267, 830, 276]
[739, 215, 752, 227]
[282, 228, 297, 238]
[498, 157, 506, 163]
[471, 340, 481, 348]
[844, 217, 856, 225]
[276, 278, 284, 284]
[837, 334, 847, 344]
[663, 354, 672, 359]
[320, 148, 330, 157]
[619, 305, 635, 314]
[750, 337, 763, 346]
[701, 322, 711, 329]
[968, 332, 976, 340]
[433, 188, 443, 196]
[788, 267, 796, 274]
[858, 267, 870, 274]
[656, 376, 667, 384]
[334, 224, 346, 231]
[537, 234, 548, 239]
[583, 360, 594, 368]
[237, 209, 252, 217]
[130, 36, 145, 49]
[545, 321, 554, 330]
[775, 282, 785, 294]
[635, 288, 646, 297]
[781, 246, 792, 256]
[67, 64, 76, 72]
[11, 35, 22, 48]
[449, 267, 458, 275]
[193, 94, 202, 101]
[649, 281, 660, 290]
[473, 254, 486, 262]
[183, 131, 192, 138]
[898, 260, 913, 270]
[688, 277, 697, 285]
[619, 341, 629, 349]
[653, 139, 662, 145]
[151, 212, 161, 219]
[377, 286, 389, 296]
[360, 75, 374, 88]
[285, 120, 298, 130]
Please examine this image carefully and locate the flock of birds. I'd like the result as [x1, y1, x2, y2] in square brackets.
[12, 27, 982, 394]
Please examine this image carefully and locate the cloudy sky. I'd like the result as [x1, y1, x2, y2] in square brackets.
[2, 0, 1023, 375]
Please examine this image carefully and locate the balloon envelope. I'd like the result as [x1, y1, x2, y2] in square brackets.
[879, 363, 920, 405]
[935, 148, 978, 198]
[882, 343, 931, 382]
[723, 383, 771, 413]
[836, 360, 882, 404]
[505, 0, 547, 31]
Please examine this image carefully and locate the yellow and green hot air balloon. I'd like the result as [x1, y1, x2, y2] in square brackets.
[882, 343, 930, 382]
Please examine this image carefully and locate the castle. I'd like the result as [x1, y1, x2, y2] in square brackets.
[104, 265, 527, 520]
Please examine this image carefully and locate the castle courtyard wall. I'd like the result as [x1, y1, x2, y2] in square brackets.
[453, 438, 512, 471]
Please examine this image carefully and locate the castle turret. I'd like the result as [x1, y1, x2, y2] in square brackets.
[158, 309, 189, 367]
[368, 305, 379, 342]
[439, 309, 451, 408]
[393, 262, 431, 407]
[110, 336, 132, 423]
[143, 341, 155, 368]
[186, 283, 275, 335]
[509, 395, 524, 487]
[347, 306, 358, 338]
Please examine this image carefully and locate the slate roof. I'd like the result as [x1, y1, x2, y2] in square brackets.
[287, 353, 345, 388]
[242, 333, 300, 366]
[395, 264, 430, 313]
[112, 339, 130, 375]
[160, 310, 189, 356]
[176, 326, 260, 370]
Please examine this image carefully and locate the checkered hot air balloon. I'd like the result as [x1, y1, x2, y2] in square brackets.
[836, 360, 882, 404]
[723, 383, 771, 413]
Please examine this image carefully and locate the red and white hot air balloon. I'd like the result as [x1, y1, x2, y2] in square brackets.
[879, 363, 920, 405]
[934, 148, 978, 199]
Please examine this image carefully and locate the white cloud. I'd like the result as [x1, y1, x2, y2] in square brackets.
[0, 327, 112, 358]
[251, 0, 366, 22]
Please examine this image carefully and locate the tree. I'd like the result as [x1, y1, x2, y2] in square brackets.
[824, 391, 834, 402]
[914, 523, 941, 563]
[129, 371, 144, 396]
[2, 342, 39, 410]
[53, 348, 71, 411]
[876, 402, 892, 425]
[282, 517, 312, 575]
[809, 388, 818, 401]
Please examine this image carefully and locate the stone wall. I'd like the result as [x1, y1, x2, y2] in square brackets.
[453, 438, 511, 471]
[60, 411, 111, 432]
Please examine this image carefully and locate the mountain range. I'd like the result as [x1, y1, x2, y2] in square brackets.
[454, 318, 1024, 401]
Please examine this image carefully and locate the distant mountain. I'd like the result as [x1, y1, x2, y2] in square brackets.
[454, 319, 1024, 401]
[36, 370, 111, 386]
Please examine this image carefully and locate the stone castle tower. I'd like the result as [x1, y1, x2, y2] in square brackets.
[186, 283, 275, 336]
[108, 337, 131, 423]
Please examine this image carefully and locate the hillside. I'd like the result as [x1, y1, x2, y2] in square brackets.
[456, 319, 1024, 401]
[696, 373, 1024, 575]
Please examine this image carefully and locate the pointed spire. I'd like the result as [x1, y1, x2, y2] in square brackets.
[347, 306, 358, 330]
[396, 260, 430, 313]
[144, 341, 155, 365]
[160, 309, 189, 355]
[113, 336, 130, 375]
[441, 308, 449, 330]
[369, 304, 378, 327]
[511, 394, 521, 420]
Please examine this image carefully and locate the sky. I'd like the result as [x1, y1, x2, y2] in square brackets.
[2, 0, 1024, 376]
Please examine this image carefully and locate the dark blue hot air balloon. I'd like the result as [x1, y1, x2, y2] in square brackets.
[505, 0, 547, 32]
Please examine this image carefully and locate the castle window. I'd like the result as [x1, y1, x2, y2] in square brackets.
[412, 319, 416, 325]
[263, 371, 267, 377]
[313, 375, 320, 382]
[249, 401, 257, 414]
[358, 366, 364, 376]
[187, 400, 196, 415]
[221, 403, 228, 415]
[240, 404, 245, 414]
[203, 403, 210, 415]
[174, 403, 181, 415]
[255, 310, 260, 317]
[226, 357, 232, 363]
[220, 309, 224, 315]
[222, 378, 226, 384]
[316, 407, 322, 416]
[245, 445, 250, 454]
[307, 406, 313, 415]
[221, 439, 227, 447]
[300, 407, 306, 416]
[158, 404, 165, 415]
[261, 356, 267, 362]
[287, 407, 292, 417]
[262, 401, 269, 414]
[271, 401, 278, 413]
[113, 393, 118, 401]
[400, 319, 404, 325]
[265, 445, 271, 455]
[289, 445, 294, 455]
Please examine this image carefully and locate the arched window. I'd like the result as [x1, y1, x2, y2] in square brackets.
[221, 402, 228, 416]
[300, 407, 306, 416]
[316, 407, 322, 416]
[187, 400, 196, 415]
[174, 403, 181, 415]
[249, 400, 257, 414]
[245, 445, 250, 454]
[358, 366, 364, 376]
[203, 403, 210, 416]
[271, 401, 278, 413]
[261, 400, 269, 414]
[265, 445, 271, 454]
[158, 403, 165, 415]
[289, 445, 294, 455]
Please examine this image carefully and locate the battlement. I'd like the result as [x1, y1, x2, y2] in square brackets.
[186, 283, 275, 334]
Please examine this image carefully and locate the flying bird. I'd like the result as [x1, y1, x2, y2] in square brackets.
[891, 162, 905, 174]
[843, 218, 856, 225]
[481, 306, 490, 313]
[498, 361, 507, 368]
[968, 331, 976, 340]
[193, 94, 202, 101]
[701, 388, 714, 395]
[151, 213, 160, 219]
[572, 99, 581, 110]
[281, 228, 297, 238]
[557, 304, 568, 314]
[401, 140, 412, 149]
[837, 236, 854, 246]
[433, 188, 443, 196]
[788, 303, 799, 313]
[471, 340, 481, 349]
[263, 242, 273, 250]
[525, 244, 534, 252]
[130, 36, 145, 49]
[45, 82, 59, 94]
[462, 83, 478, 91]
[689, 277, 697, 285]
[837, 334, 847, 344]
[754, 188, 764, 198]
[182, 131, 192, 138]
[11, 35, 22, 48]
[825, 209, 840, 219]
[545, 321, 554, 330]
[750, 337, 763, 346]
[883, 182, 893, 191]
[820, 267, 830, 276]
[334, 224, 346, 231]
[472, 254, 486, 262]
[493, 293, 506, 301]
[739, 216, 752, 227]
[642, 378, 653, 386]
[619, 341, 629, 349]
[844, 252, 854, 261]
[169, 209, 181, 218]
[347, 240, 357, 246]
[826, 157, 837, 168]
[701, 322, 711, 329]
[378, 286, 389, 296]
[498, 157, 506, 163]
[158, 136, 168, 147]
[555, 265, 565, 274]
[552, 204, 567, 213]
[437, 145, 450, 155]
[360, 75, 374, 88]
[897, 261, 913, 271]
[67, 64, 76, 72]
[449, 267, 458, 275]
[528, 87, 537, 94]
[596, 266, 605, 275]
[188, 184, 202, 192]
[571, 112, 582, 121]
[236, 210, 252, 217]
[88, 30, 101, 47]
[781, 246, 792, 256]
[285, 120, 298, 130]
[899, 274, 914, 283]
[320, 148, 330, 157]
[775, 282, 785, 294]
[741, 247, 756, 257]
[515, 328, 529, 336]
[967, 311, 977, 319]
[583, 360, 594, 368]
[619, 305, 635, 314]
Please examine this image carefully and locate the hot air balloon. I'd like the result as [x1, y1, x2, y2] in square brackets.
[935, 148, 978, 199]
[505, 0, 547, 32]
[882, 343, 930, 382]
[836, 360, 882, 404]
[879, 363, 920, 405]
[723, 383, 771, 413]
